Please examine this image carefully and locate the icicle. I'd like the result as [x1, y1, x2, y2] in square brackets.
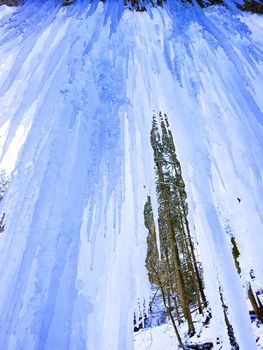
[0, 1, 262, 349]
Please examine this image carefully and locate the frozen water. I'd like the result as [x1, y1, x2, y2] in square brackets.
[0, 1, 262, 349]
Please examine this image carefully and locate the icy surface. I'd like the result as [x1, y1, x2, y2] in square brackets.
[0, 1, 263, 349]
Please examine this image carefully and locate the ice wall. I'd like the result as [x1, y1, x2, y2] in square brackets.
[0, 1, 262, 349]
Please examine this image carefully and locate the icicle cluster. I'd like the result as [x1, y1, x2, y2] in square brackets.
[0, 1, 262, 349]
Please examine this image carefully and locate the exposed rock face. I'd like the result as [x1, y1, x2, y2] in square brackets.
[239, 0, 263, 13]
[0, 0, 21, 5]
[62, 0, 76, 6]
[1, 0, 263, 13]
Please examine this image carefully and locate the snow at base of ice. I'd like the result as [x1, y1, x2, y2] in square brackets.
[134, 323, 179, 350]
[0, 1, 263, 349]
[134, 319, 263, 350]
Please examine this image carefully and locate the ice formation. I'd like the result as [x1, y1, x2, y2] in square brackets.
[0, 1, 262, 349]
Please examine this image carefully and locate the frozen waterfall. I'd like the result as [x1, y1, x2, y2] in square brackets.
[0, 1, 263, 349]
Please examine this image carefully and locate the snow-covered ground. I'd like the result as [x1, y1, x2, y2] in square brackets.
[134, 320, 263, 350]
[0, 1, 262, 349]
[134, 323, 179, 350]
